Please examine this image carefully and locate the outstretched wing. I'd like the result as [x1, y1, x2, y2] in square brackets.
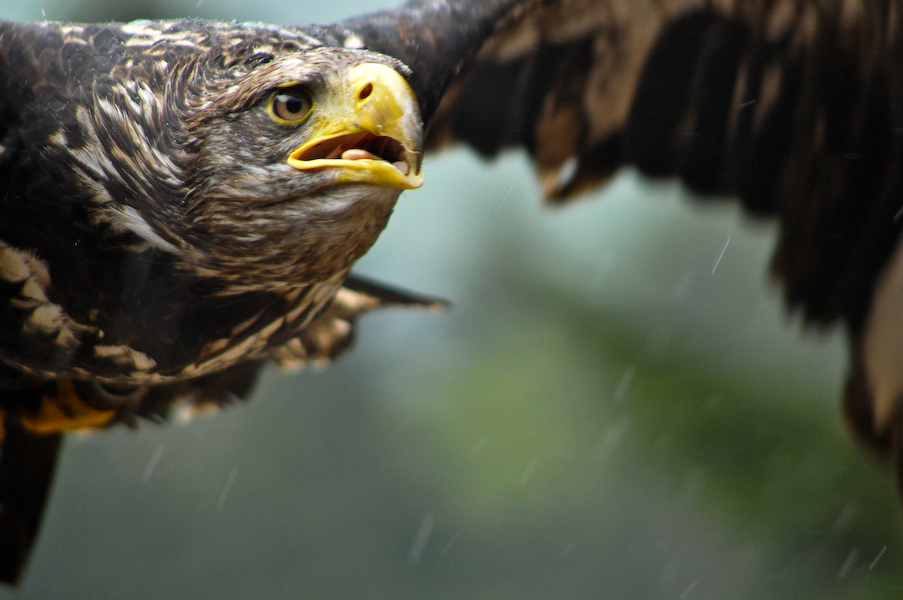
[337, 0, 903, 486]
[2, 0, 902, 584]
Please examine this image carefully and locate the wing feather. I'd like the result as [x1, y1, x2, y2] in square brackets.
[400, 0, 903, 483]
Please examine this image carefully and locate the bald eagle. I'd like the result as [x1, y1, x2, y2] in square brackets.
[0, 0, 901, 585]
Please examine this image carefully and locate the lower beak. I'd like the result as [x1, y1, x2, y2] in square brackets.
[288, 63, 423, 190]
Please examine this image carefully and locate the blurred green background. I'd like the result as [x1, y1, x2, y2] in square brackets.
[2, 1, 902, 598]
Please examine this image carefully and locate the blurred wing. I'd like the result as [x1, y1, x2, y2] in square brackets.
[271, 274, 448, 369]
[0, 402, 60, 586]
[346, 0, 903, 485]
[424, 0, 902, 330]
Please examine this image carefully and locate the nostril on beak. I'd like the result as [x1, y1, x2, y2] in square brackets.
[358, 83, 373, 100]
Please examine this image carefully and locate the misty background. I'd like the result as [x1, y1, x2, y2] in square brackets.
[0, 1, 900, 598]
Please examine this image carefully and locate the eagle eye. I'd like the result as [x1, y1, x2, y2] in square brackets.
[268, 87, 313, 124]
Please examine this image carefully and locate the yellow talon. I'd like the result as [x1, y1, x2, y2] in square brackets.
[20, 381, 117, 435]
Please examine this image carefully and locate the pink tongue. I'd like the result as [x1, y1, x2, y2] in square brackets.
[341, 149, 380, 161]
[340, 148, 410, 175]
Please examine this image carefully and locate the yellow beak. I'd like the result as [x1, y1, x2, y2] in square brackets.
[287, 63, 423, 189]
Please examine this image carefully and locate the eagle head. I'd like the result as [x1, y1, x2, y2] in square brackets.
[77, 42, 423, 289]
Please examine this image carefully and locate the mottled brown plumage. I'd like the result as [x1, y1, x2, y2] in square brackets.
[5, 0, 903, 587]
[0, 16, 448, 583]
[0, 20, 430, 383]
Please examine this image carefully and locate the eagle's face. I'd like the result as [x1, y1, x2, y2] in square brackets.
[85, 45, 423, 289]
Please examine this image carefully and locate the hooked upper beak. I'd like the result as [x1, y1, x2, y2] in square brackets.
[287, 63, 423, 190]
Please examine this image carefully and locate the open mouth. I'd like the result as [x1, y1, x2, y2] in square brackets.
[290, 131, 418, 178]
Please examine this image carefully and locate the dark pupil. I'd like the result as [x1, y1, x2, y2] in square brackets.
[282, 96, 303, 115]
[276, 92, 307, 119]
